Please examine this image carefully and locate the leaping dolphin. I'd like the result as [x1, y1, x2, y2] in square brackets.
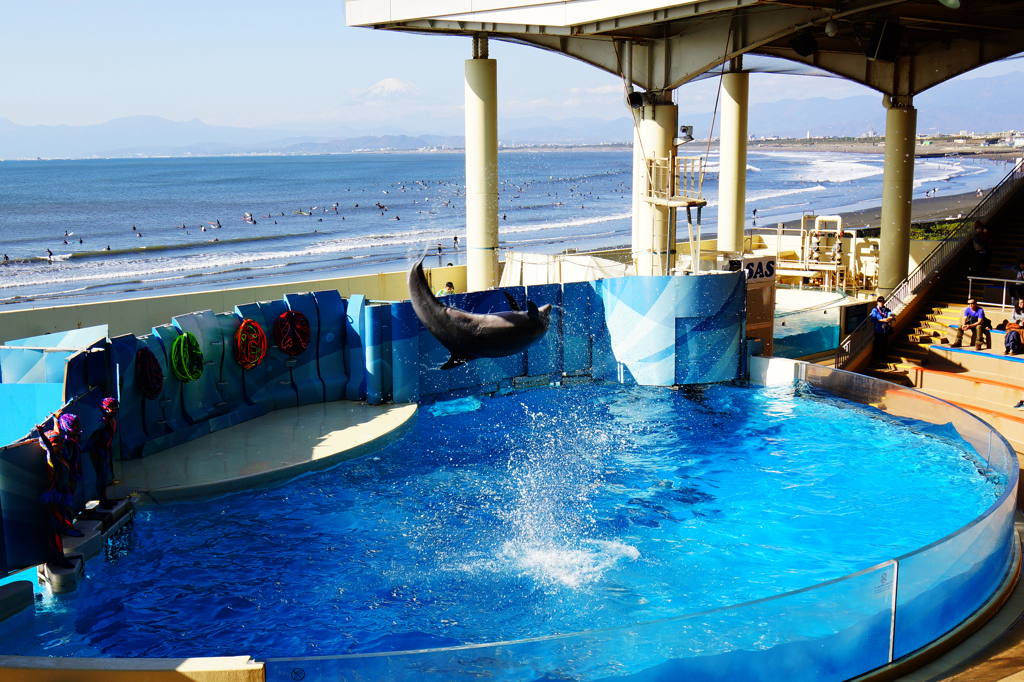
[407, 258, 551, 370]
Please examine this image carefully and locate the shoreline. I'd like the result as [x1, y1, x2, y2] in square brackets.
[0, 190, 983, 314]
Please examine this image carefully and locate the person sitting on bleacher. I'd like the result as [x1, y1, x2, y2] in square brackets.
[1005, 299, 1024, 355]
[951, 298, 991, 351]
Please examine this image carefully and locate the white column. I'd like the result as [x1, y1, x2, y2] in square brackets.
[635, 102, 678, 276]
[465, 51, 499, 291]
[717, 71, 748, 254]
[631, 109, 643, 267]
[878, 104, 917, 295]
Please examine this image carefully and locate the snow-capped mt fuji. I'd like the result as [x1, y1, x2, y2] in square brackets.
[356, 78, 423, 101]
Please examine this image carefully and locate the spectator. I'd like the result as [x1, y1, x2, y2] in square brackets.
[1005, 299, 1024, 355]
[436, 281, 455, 297]
[951, 297, 991, 350]
[869, 296, 895, 361]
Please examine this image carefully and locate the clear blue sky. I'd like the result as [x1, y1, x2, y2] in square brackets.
[4, 1, 1021, 131]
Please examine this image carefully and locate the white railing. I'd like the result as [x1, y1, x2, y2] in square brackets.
[643, 156, 705, 202]
[835, 162, 1024, 368]
[968, 276, 1020, 311]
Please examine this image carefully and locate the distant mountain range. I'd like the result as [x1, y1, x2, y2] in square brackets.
[1, 71, 1021, 159]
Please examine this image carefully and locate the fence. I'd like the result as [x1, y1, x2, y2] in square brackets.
[836, 162, 1024, 368]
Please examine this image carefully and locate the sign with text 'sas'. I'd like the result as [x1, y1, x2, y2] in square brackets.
[742, 256, 776, 284]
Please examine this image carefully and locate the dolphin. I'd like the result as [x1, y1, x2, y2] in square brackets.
[407, 258, 551, 370]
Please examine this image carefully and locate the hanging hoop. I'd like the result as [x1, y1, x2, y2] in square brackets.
[170, 332, 204, 382]
[274, 311, 310, 357]
[235, 319, 267, 370]
[135, 346, 164, 400]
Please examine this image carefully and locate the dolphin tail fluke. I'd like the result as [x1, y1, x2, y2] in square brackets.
[441, 355, 470, 370]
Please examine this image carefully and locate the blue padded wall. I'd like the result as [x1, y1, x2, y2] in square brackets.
[674, 274, 746, 384]
[344, 295, 367, 401]
[149, 326, 190, 432]
[524, 283, 563, 378]
[257, 299, 299, 411]
[0, 440, 51, 574]
[284, 293, 327, 406]
[365, 305, 393, 405]
[313, 290, 347, 402]
[172, 311, 225, 424]
[66, 386, 104, 513]
[562, 282, 593, 374]
[233, 302, 277, 412]
[206, 312, 265, 434]
[390, 302, 419, 404]
[111, 334, 152, 459]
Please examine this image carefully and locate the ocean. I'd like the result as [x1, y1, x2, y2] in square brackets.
[0, 150, 1012, 308]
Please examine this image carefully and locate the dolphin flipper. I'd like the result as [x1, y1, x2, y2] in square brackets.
[503, 291, 522, 312]
[441, 354, 471, 370]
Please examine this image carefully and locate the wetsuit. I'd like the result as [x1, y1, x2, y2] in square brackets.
[37, 432, 72, 567]
[87, 412, 117, 507]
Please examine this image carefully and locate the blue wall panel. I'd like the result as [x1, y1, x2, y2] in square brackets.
[150, 325, 191, 432]
[0, 384, 65, 448]
[562, 282, 593, 374]
[257, 299, 299, 411]
[344, 295, 367, 401]
[284, 293, 327, 406]
[110, 334, 150, 459]
[212, 312, 245, 414]
[365, 305, 391, 405]
[172, 311, 225, 424]
[592, 274, 745, 387]
[0, 441, 51, 574]
[524, 283, 563, 377]
[313, 290, 347, 402]
[233, 303, 276, 411]
[390, 302, 419, 404]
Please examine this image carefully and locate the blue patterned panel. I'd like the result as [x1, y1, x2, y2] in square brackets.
[525, 283, 563, 377]
[257, 299, 299, 411]
[173, 310, 226, 423]
[284, 293, 327, 406]
[345, 295, 367, 401]
[675, 275, 745, 385]
[312, 290, 347, 402]
[592, 274, 744, 387]
[3, 326, 107, 350]
[0, 348, 71, 385]
[390, 302, 419, 404]
[562, 282, 593, 374]
[0, 440, 51, 574]
[150, 324, 192, 435]
[233, 302, 276, 411]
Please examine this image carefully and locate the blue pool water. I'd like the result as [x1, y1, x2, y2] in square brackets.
[0, 383, 1002, 659]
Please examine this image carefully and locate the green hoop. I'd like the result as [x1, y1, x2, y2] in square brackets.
[171, 331, 204, 382]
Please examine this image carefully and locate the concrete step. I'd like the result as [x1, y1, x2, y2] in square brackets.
[907, 367, 1024, 420]
[927, 345, 1024, 382]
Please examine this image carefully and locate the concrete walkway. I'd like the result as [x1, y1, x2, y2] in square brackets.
[111, 401, 417, 504]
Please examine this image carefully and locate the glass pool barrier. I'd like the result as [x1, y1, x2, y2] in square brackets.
[261, 361, 1018, 682]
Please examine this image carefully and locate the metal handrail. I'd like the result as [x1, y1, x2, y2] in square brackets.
[835, 162, 1024, 368]
[967, 275, 1020, 311]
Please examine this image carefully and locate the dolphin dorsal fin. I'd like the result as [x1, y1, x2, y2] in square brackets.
[527, 300, 539, 320]
[503, 291, 521, 312]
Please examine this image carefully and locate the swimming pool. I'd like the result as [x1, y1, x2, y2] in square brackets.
[0, 379, 1010, 677]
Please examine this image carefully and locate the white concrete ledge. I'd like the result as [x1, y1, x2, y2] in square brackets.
[112, 401, 418, 504]
[0, 581, 33, 623]
[0, 655, 263, 682]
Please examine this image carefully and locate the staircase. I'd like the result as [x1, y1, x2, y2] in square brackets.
[866, 214, 1024, 456]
